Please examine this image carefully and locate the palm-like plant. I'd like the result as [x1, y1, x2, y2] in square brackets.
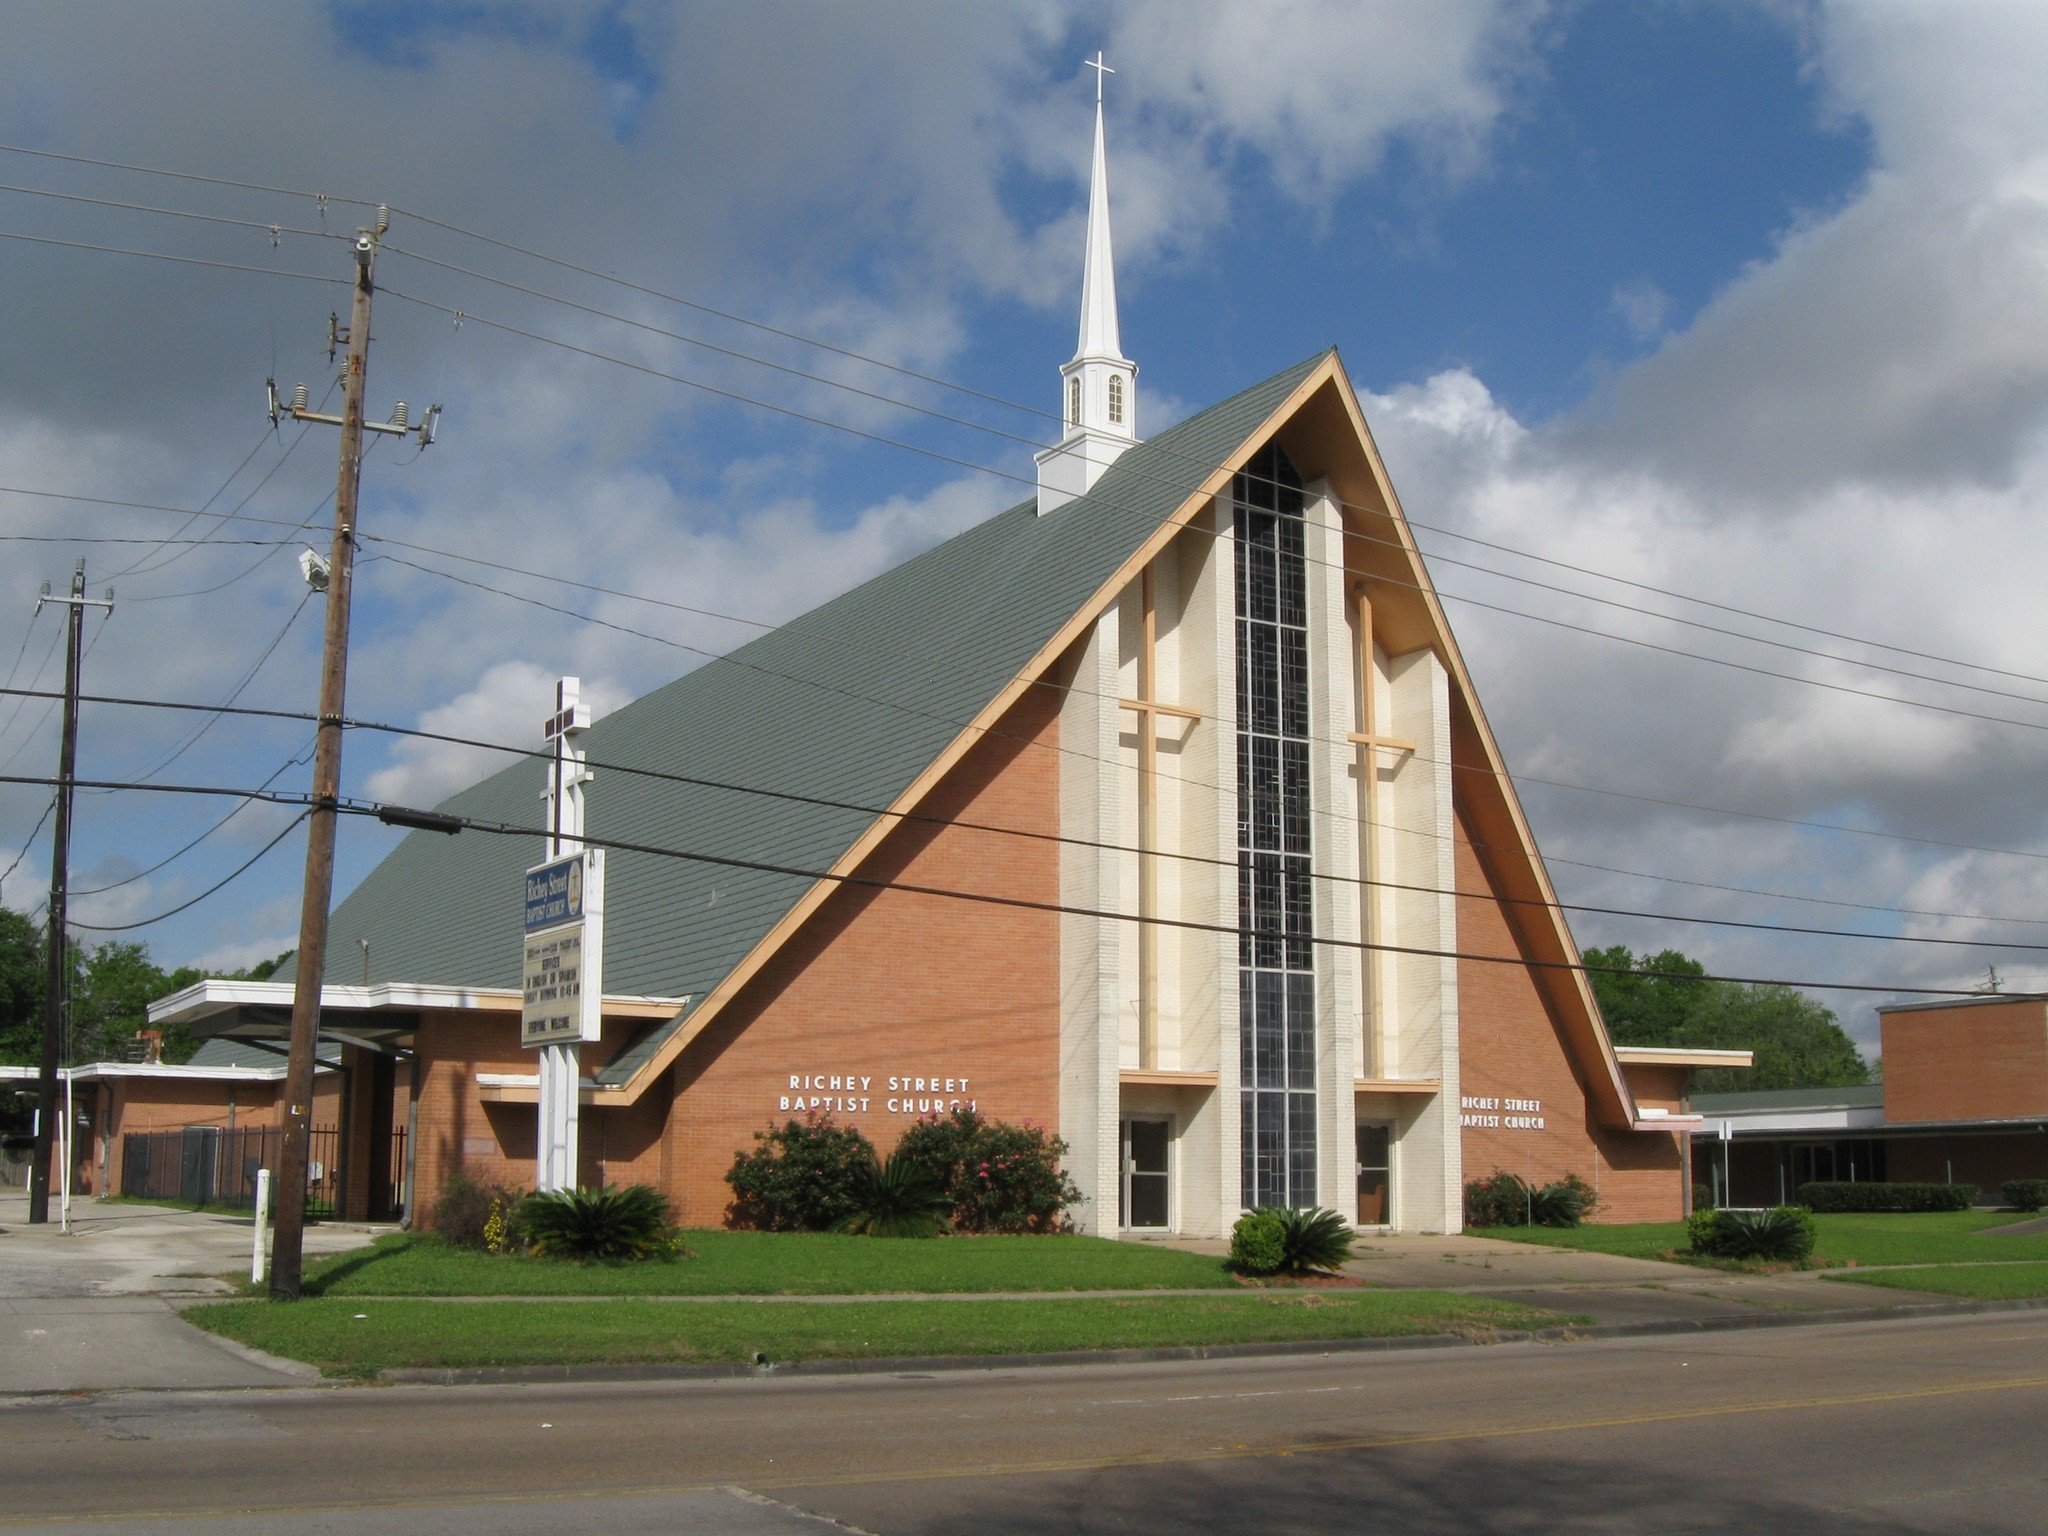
[836, 1151, 952, 1239]
[518, 1184, 677, 1261]
[1270, 1205, 1356, 1274]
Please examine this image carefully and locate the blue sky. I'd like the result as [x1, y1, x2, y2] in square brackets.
[3, 2, 2047, 1052]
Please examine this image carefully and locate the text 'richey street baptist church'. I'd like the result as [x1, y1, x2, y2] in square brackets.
[154, 73, 1744, 1235]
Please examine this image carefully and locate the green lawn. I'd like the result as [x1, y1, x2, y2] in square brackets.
[1825, 1263, 2048, 1301]
[1476, 1211, 2048, 1269]
[291, 1229, 1234, 1297]
[192, 1291, 1581, 1379]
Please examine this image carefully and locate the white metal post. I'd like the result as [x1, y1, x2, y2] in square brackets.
[252, 1168, 272, 1284]
[59, 1069, 72, 1234]
[536, 677, 592, 1193]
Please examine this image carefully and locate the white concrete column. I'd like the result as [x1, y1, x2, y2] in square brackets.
[1387, 649, 1461, 1230]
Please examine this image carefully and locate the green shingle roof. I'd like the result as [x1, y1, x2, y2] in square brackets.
[324, 352, 1328, 1087]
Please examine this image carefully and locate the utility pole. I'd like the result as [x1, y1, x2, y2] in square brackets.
[267, 209, 439, 1298]
[27, 562, 112, 1226]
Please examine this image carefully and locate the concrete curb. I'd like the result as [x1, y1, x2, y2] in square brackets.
[374, 1293, 2048, 1388]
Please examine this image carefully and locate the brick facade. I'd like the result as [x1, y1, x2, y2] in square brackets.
[1453, 813, 1683, 1224]
[657, 685, 1064, 1226]
[1882, 999, 2048, 1124]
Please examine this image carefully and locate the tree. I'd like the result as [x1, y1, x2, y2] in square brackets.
[0, 906, 247, 1067]
[1583, 943, 1871, 1092]
[0, 906, 43, 1067]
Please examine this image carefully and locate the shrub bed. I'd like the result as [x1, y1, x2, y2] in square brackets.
[725, 1108, 1084, 1234]
[1228, 1206, 1354, 1276]
[1796, 1181, 1978, 1213]
[2003, 1179, 2048, 1213]
[1463, 1170, 1599, 1228]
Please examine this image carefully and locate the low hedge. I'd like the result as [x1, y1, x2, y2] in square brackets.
[2004, 1179, 2048, 1213]
[1795, 1181, 1978, 1213]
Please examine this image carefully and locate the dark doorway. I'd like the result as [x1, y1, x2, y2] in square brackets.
[1356, 1123, 1390, 1225]
[1122, 1118, 1171, 1229]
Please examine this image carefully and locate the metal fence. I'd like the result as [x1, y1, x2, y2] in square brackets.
[120, 1127, 340, 1218]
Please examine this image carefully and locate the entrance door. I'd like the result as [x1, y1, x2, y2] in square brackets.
[1356, 1124, 1391, 1225]
[1121, 1119, 1171, 1229]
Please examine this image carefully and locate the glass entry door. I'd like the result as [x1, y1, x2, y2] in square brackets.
[1356, 1124, 1391, 1225]
[1122, 1118, 1171, 1229]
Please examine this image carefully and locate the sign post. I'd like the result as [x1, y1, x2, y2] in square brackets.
[523, 678, 601, 1193]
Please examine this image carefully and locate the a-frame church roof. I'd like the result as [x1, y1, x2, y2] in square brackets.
[327, 348, 1641, 1124]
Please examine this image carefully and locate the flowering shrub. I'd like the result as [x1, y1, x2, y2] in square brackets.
[893, 1107, 1084, 1234]
[724, 1112, 877, 1231]
[432, 1173, 527, 1251]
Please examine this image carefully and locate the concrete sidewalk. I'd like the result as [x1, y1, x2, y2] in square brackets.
[0, 1193, 391, 1393]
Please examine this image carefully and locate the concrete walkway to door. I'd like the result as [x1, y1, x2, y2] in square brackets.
[0, 1193, 392, 1393]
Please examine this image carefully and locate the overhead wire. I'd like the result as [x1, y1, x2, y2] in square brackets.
[376, 286, 2048, 744]
[0, 794, 55, 901]
[67, 811, 308, 934]
[7, 186, 2039, 945]
[8, 682, 2048, 944]
[72, 738, 315, 899]
[0, 768, 1996, 998]
[8, 138, 2035, 700]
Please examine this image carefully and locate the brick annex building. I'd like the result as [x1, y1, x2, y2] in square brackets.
[154, 91, 1740, 1235]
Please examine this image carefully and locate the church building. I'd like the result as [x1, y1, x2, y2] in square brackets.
[153, 84, 1741, 1235]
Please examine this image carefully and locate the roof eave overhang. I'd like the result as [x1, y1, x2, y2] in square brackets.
[1316, 364, 1641, 1131]
[597, 354, 1347, 1103]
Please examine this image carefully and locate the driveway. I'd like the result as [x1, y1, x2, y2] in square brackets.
[0, 1194, 388, 1393]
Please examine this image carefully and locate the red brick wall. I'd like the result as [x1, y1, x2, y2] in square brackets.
[659, 686, 1064, 1226]
[1453, 813, 1683, 1224]
[1882, 1001, 2048, 1123]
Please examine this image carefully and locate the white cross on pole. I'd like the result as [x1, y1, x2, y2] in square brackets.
[1084, 51, 1114, 104]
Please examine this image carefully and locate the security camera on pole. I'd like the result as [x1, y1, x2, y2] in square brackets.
[523, 676, 603, 1192]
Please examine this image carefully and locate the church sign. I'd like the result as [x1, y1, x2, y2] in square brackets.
[521, 850, 605, 1047]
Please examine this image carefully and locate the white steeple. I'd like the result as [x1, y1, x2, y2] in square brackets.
[1037, 54, 1139, 516]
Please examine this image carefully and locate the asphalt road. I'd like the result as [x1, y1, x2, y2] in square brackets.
[2, 1308, 2044, 1533]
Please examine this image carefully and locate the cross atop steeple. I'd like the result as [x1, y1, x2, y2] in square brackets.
[1084, 51, 1114, 104]
[1036, 56, 1140, 516]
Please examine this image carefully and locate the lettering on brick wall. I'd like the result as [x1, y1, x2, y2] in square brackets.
[1459, 1094, 1545, 1130]
[776, 1072, 977, 1117]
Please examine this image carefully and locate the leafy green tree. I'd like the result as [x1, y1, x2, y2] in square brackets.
[0, 906, 43, 1067]
[1583, 943, 1870, 1092]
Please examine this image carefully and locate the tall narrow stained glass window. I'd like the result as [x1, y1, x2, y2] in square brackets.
[1235, 442, 1316, 1208]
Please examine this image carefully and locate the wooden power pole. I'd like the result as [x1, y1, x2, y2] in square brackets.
[27, 561, 111, 1225]
[268, 210, 438, 1297]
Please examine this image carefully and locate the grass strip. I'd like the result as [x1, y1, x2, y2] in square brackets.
[1474, 1212, 2048, 1269]
[295, 1230, 1233, 1298]
[1822, 1263, 2048, 1301]
[192, 1292, 1579, 1379]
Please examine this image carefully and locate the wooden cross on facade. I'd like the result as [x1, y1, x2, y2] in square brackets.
[1348, 586, 1414, 1075]
[1118, 565, 1200, 1070]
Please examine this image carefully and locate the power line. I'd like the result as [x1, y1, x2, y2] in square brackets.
[10, 148, 2034, 706]
[380, 232, 2041, 701]
[73, 739, 313, 897]
[9, 683, 2048, 946]
[0, 180, 343, 243]
[0, 768, 1994, 999]
[372, 549, 2048, 869]
[0, 227, 344, 285]
[0, 794, 55, 900]
[0, 143, 374, 209]
[68, 811, 307, 934]
[379, 287, 2048, 742]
